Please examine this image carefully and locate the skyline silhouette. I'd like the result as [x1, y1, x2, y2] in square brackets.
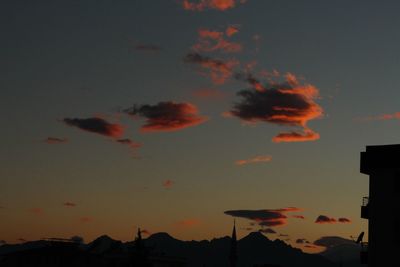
[1, 0, 399, 265]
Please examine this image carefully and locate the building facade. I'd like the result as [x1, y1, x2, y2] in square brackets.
[360, 144, 400, 267]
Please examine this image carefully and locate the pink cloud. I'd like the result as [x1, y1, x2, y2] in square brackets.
[162, 179, 174, 189]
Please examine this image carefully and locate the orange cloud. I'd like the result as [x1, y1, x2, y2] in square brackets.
[226, 25, 240, 37]
[63, 117, 124, 138]
[44, 137, 68, 144]
[162, 179, 174, 189]
[184, 53, 239, 84]
[175, 218, 201, 227]
[235, 155, 272, 166]
[124, 102, 207, 133]
[272, 128, 320, 143]
[193, 27, 242, 53]
[182, 0, 245, 11]
[231, 72, 323, 143]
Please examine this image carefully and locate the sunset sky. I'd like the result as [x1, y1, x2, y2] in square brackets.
[1, 0, 400, 253]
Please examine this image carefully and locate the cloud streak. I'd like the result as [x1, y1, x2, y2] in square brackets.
[63, 117, 124, 138]
[124, 102, 207, 132]
[182, 0, 246, 11]
[235, 155, 272, 166]
[63, 202, 77, 207]
[44, 137, 68, 144]
[184, 53, 239, 84]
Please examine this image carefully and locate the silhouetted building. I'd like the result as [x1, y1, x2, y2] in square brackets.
[229, 220, 238, 267]
[360, 144, 400, 267]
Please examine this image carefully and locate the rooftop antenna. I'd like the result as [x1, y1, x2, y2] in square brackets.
[355, 232, 364, 244]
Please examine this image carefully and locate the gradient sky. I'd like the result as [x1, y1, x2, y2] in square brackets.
[1, 0, 400, 253]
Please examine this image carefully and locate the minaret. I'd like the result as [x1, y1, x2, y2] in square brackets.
[229, 220, 238, 267]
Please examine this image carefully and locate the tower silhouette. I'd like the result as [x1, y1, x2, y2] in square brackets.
[229, 220, 238, 267]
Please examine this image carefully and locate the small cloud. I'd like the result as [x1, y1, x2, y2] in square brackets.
[279, 233, 289, 237]
[134, 44, 162, 52]
[17, 238, 27, 243]
[192, 88, 227, 100]
[116, 138, 142, 149]
[44, 137, 68, 144]
[80, 217, 93, 223]
[259, 228, 276, 234]
[235, 155, 272, 166]
[181, 0, 246, 11]
[63, 202, 77, 207]
[226, 25, 240, 37]
[63, 117, 124, 138]
[175, 218, 201, 227]
[162, 179, 174, 189]
[123, 102, 208, 133]
[292, 215, 305, 219]
[184, 53, 239, 84]
[338, 217, 352, 223]
[315, 215, 336, 224]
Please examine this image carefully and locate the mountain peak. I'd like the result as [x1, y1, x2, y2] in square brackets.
[242, 231, 270, 241]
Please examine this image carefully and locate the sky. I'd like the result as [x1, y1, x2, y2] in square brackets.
[1, 0, 400, 253]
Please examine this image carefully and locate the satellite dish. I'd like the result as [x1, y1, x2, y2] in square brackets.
[356, 232, 364, 244]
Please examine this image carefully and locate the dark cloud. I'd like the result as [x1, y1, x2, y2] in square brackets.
[184, 53, 238, 84]
[315, 215, 336, 224]
[259, 228, 277, 234]
[229, 73, 322, 143]
[296, 238, 310, 244]
[338, 217, 352, 223]
[63, 202, 77, 207]
[135, 44, 162, 51]
[224, 207, 301, 227]
[63, 117, 124, 138]
[44, 137, 68, 144]
[123, 102, 207, 132]
[313, 236, 354, 248]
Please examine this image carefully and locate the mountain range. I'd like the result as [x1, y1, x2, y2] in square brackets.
[0, 231, 362, 267]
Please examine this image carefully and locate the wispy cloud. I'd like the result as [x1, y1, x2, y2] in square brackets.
[44, 137, 68, 144]
[123, 102, 207, 132]
[63, 117, 124, 138]
[292, 215, 305, 219]
[235, 155, 272, 166]
[63, 202, 77, 207]
[116, 138, 142, 149]
[360, 111, 400, 121]
[181, 0, 247, 11]
[193, 27, 242, 53]
[184, 53, 239, 84]
[338, 217, 352, 223]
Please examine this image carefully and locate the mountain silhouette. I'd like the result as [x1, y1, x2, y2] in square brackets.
[0, 232, 339, 266]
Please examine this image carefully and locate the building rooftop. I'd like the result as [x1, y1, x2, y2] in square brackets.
[361, 144, 400, 175]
